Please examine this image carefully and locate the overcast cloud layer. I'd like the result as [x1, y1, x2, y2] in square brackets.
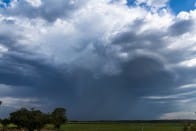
[0, 0, 196, 120]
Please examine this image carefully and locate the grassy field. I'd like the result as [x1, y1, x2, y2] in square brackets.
[0, 122, 188, 131]
[60, 123, 185, 131]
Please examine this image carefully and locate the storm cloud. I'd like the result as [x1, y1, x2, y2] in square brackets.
[0, 0, 196, 120]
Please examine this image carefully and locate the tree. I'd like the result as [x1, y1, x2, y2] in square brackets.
[1, 118, 10, 131]
[50, 108, 67, 129]
[10, 108, 47, 131]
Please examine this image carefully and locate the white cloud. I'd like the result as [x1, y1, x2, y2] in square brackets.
[0, 97, 40, 108]
[179, 83, 196, 89]
[0, 0, 195, 74]
[25, 0, 42, 7]
[0, 0, 195, 77]
[179, 58, 196, 67]
[0, 44, 8, 54]
[136, 0, 169, 10]
[144, 90, 196, 100]
[4, 1, 147, 72]
[111, 0, 127, 5]
[160, 112, 196, 119]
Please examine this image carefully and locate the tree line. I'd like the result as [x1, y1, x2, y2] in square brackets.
[0, 101, 67, 131]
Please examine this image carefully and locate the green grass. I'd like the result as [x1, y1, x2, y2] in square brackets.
[60, 123, 184, 131]
[7, 123, 18, 128]
[0, 122, 186, 131]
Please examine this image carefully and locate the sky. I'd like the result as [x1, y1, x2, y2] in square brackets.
[0, 0, 196, 120]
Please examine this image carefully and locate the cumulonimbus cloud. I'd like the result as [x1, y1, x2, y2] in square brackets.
[0, 0, 195, 120]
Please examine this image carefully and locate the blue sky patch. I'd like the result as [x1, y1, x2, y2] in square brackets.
[127, 0, 196, 14]
[0, 0, 11, 7]
[169, 0, 196, 14]
[127, 0, 135, 5]
[2, 0, 11, 4]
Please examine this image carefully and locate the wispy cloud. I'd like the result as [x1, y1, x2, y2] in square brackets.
[179, 83, 196, 89]
[144, 90, 196, 100]
[0, 97, 40, 108]
[160, 112, 196, 120]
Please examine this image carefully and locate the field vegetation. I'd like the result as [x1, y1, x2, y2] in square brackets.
[60, 122, 184, 131]
[1, 101, 196, 131]
[1, 120, 196, 131]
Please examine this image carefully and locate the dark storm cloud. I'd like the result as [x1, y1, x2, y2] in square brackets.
[0, 54, 73, 96]
[112, 29, 166, 52]
[0, 46, 177, 119]
[0, 34, 22, 51]
[61, 55, 176, 120]
[169, 19, 194, 36]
